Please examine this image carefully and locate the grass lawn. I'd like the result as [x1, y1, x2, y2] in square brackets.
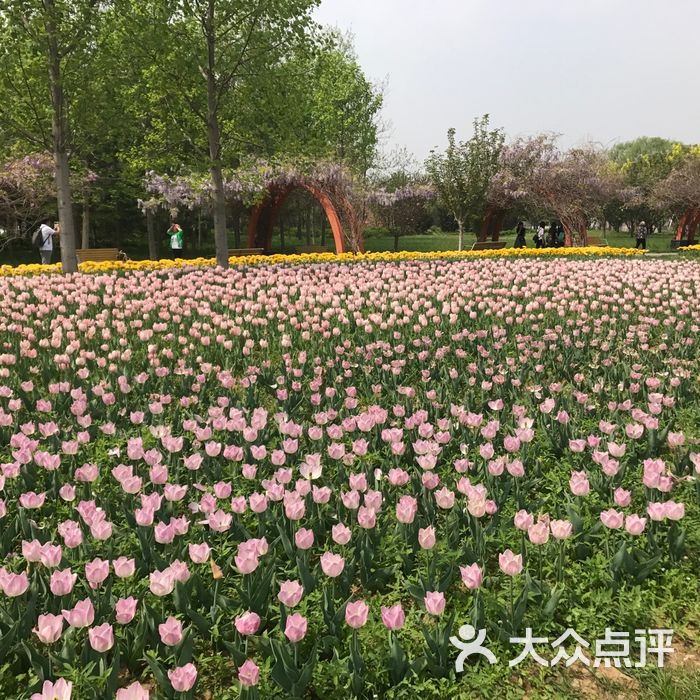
[0, 229, 682, 267]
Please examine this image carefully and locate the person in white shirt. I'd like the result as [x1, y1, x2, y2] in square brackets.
[38, 220, 59, 264]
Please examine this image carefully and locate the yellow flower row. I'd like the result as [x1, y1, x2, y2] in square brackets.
[679, 244, 700, 252]
[0, 246, 645, 278]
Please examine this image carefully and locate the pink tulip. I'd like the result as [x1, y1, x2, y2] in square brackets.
[356, 505, 377, 529]
[188, 543, 211, 564]
[624, 515, 647, 536]
[284, 613, 308, 642]
[116, 681, 150, 699]
[665, 501, 685, 520]
[460, 563, 483, 590]
[159, 616, 184, 646]
[168, 663, 198, 692]
[434, 487, 455, 509]
[345, 600, 370, 629]
[424, 591, 445, 616]
[395, 495, 417, 524]
[238, 659, 260, 687]
[513, 510, 534, 531]
[320, 552, 345, 577]
[149, 570, 175, 596]
[19, 491, 46, 509]
[234, 611, 261, 636]
[1, 571, 29, 597]
[498, 549, 523, 576]
[115, 597, 138, 624]
[332, 523, 352, 545]
[234, 549, 259, 575]
[85, 558, 110, 588]
[528, 522, 550, 545]
[380, 603, 405, 630]
[34, 613, 64, 644]
[569, 471, 590, 497]
[600, 509, 624, 529]
[614, 488, 632, 507]
[63, 600, 95, 630]
[418, 526, 436, 550]
[550, 519, 573, 540]
[295, 527, 315, 550]
[88, 623, 115, 652]
[31, 679, 73, 700]
[278, 580, 304, 608]
[647, 502, 667, 521]
[50, 568, 77, 596]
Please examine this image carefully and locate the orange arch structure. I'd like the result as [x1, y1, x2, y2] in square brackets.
[675, 209, 700, 242]
[247, 183, 364, 254]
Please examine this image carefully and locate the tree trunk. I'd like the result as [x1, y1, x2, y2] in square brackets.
[321, 215, 326, 246]
[478, 210, 491, 242]
[490, 211, 505, 241]
[279, 218, 285, 251]
[234, 209, 241, 248]
[54, 151, 77, 272]
[47, 16, 77, 273]
[675, 211, 689, 241]
[81, 202, 90, 248]
[146, 209, 157, 260]
[206, 0, 228, 269]
[305, 209, 311, 245]
[579, 221, 588, 246]
[562, 222, 573, 247]
[393, 229, 399, 251]
[688, 210, 700, 242]
[457, 220, 464, 251]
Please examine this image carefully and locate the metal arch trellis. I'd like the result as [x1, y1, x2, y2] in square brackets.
[246, 181, 365, 254]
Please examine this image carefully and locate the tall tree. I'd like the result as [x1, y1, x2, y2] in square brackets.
[0, 0, 106, 272]
[426, 115, 504, 250]
[129, 0, 320, 268]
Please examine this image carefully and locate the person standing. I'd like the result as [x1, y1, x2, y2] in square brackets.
[514, 221, 526, 248]
[36, 219, 59, 264]
[166, 223, 184, 257]
[535, 222, 545, 248]
[636, 221, 648, 249]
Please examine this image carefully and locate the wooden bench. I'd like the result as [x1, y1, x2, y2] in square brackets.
[227, 248, 264, 257]
[76, 248, 120, 263]
[471, 241, 507, 251]
[586, 236, 608, 246]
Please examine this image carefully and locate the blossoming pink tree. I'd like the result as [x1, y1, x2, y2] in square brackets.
[490, 135, 619, 245]
[652, 153, 700, 242]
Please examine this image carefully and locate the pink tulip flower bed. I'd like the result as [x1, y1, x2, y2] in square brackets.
[0, 258, 699, 699]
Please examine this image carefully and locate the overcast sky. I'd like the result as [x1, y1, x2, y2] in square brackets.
[314, 0, 700, 162]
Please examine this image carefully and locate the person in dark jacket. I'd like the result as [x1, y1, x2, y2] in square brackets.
[514, 221, 526, 248]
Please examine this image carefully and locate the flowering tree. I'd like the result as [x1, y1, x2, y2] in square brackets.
[0, 154, 56, 247]
[0, 153, 97, 250]
[367, 184, 434, 251]
[652, 151, 700, 242]
[139, 159, 367, 255]
[426, 116, 504, 250]
[491, 136, 616, 246]
[1, 0, 109, 272]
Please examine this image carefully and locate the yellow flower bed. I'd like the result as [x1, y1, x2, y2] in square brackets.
[0, 246, 645, 278]
[679, 244, 700, 252]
